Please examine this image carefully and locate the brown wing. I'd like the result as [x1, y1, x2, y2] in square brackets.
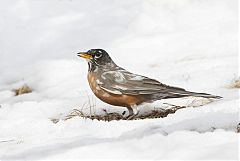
[98, 70, 186, 96]
[98, 69, 221, 100]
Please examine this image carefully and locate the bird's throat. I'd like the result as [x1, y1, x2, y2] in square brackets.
[88, 62, 97, 72]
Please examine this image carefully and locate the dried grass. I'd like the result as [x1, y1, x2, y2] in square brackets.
[237, 123, 240, 133]
[229, 78, 240, 88]
[13, 84, 32, 96]
[51, 103, 186, 123]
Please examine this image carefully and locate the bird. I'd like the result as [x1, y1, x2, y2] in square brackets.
[77, 49, 221, 119]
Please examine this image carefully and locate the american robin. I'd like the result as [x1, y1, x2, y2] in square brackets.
[77, 49, 221, 119]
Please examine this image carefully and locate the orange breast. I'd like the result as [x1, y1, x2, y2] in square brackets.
[87, 72, 144, 108]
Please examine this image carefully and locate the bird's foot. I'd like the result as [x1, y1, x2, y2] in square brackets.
[125, 105, 139, 120]
[126, 114, 138, 120]
[126, 111, 139, 120]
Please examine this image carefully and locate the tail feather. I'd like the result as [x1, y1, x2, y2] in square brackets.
[180, 91, 222, 99]
[153, 87, 222, 100]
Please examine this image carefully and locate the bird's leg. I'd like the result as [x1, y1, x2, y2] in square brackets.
[126, 105, 139, 120]
[125, 107, 133, 118]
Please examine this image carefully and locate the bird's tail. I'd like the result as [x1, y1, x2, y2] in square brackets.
[179, 91, 222, 99]
[155, 86, 222, 100]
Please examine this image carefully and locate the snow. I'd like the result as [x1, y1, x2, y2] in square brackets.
[0, 0, 239, 160]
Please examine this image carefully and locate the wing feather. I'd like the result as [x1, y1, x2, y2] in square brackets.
[98, 70, 186, 95]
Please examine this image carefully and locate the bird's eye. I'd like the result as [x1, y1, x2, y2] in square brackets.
[95, 53, 102, 58]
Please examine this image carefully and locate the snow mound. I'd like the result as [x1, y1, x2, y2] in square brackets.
[0, 0, 238, 160]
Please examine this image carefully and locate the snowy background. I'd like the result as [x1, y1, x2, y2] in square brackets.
[0, 0, 239, 160]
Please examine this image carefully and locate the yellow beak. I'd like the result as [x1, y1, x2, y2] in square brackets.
[77, 52, 93, 59]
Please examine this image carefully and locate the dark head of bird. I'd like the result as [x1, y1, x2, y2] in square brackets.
[77, 49, 115, 71]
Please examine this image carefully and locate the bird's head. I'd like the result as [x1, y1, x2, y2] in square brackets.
[77, 49, 116, 71]
[78, 49, 113, 65]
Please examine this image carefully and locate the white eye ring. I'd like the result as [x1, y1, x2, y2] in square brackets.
[95, 53, 102, 59]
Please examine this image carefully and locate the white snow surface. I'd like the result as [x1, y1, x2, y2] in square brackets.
[0, 0, 239, 160]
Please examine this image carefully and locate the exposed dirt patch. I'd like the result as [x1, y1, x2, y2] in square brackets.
[51, 104, 186, 123]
